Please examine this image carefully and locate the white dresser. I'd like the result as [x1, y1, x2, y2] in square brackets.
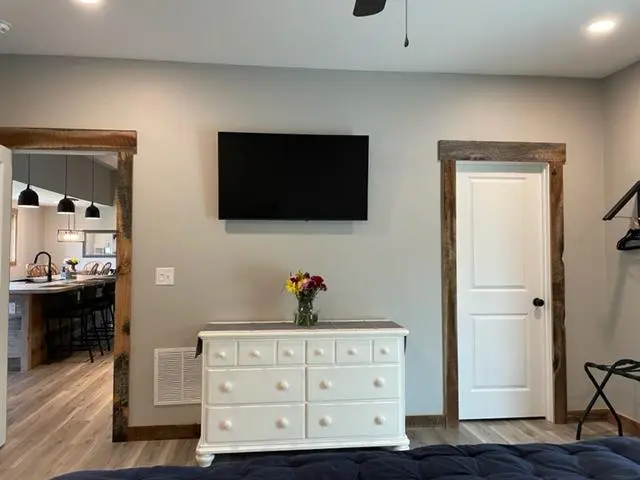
[196, 320, 409, 466]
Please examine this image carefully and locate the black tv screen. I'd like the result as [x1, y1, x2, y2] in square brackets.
[218, 132, 369, 221]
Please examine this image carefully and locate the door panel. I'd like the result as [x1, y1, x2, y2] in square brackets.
[0, 146, 12, 447]
[472, 315, 528, 389]
[471, 178, 525, 288]
[457, 163, 546, 420]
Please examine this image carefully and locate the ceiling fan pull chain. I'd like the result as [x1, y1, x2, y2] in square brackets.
[404, 0, 410, 47]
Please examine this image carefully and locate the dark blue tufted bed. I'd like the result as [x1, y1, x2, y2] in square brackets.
[52, 438, 640, 480]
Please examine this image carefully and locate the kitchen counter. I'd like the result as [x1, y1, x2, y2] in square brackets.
[10, 275, 115, 295]
[8, 275, 116, 372]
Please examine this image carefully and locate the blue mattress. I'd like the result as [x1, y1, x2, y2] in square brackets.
[52, 437, 640, 480]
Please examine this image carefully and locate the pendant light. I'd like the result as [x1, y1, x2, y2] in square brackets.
[57, 212, 85, 243]
[85, 156, 100, 219]
[57, 155, 75, 215]
[18, 154, 40, 208]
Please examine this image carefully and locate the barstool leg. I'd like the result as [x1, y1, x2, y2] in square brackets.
[102, 308, 111, 351]
[45, 318, 52, 364]
[91, 311, 105, 356]
[82, 316, 94, 363]
[67, 317, 73, 358]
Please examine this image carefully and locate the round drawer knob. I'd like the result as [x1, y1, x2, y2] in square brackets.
[250, 350, 262, 358]
[374, 377, 385, 388]
[276, 418, 289, 429]
[220, 420, 233, 431]
[375, 415, 386, 425]
[320, 380, 332, 390]
[314, 348, 325, 356]
[319, 416, 332, 427]
[221, 381, 234, 393]
[348, 348, 358, 356]
[380, 347, 390, 355]
[284, 349, 295, 357]
[215, 351, 227, 359]
[277, 380, 290, 391]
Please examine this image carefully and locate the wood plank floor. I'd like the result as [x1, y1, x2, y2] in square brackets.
[0, 354, 618, 479]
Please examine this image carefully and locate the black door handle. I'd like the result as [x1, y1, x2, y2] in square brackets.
[533, 298, 545, 307]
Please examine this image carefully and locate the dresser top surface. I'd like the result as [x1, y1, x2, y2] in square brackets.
[198, 320, 408, 337]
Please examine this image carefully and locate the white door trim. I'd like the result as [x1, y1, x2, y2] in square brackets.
[0, 146, 12, 447]
[456, 161, 554, 422]
[540, 163, 555, 422]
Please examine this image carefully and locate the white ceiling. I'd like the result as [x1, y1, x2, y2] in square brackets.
[1, 0, 639, 78]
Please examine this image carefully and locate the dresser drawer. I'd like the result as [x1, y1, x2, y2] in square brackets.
[238, 340, 275, 366]
[206, 368, 304, 405]
[336, 339, 372, 364]
[307, 401, 401, 439]
[373, 338, 401, 363]
[306, 339, 334, 365]
[203, 404, 304, 444]
[307, 365, 400, 402]
[277, 340, 304, 365]
[206, 341, 236, 367]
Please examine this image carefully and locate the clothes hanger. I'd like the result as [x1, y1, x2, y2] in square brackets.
[616, 228, 640, 251]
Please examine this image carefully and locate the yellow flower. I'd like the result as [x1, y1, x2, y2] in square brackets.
[285, 279, 300, 294]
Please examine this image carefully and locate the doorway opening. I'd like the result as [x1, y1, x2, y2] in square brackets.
[439, 140, 567, 428]
[0, 128, 136, 448]
[7, 151, 118, 441]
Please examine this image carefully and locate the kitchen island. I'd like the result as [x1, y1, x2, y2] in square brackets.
[8, 276, 115, 372]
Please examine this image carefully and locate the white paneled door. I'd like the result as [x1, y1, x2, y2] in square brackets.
[456, 163, 548, 420]
[0, 146, 11, 447]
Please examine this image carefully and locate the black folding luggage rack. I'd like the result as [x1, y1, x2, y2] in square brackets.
[576, 359, 640, 440]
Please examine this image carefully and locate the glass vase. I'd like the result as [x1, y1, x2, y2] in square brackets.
[294, 297, 318, 327]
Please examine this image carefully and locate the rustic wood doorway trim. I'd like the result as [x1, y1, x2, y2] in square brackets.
[438, 140, 567, 428]
[0, 127, 136, 442]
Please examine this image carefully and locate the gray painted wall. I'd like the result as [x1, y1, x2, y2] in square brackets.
[603, 62, 640, 419]
[0, 55, 607, 427]
[13, 153, 115, 206]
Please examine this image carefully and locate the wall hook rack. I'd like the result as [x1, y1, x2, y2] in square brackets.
[603, 180, 640, 221]
[603, 180, 640, 251]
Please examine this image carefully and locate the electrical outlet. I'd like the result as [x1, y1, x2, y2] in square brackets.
[8, 302, 15, 315]
[155, 267, 175, 286]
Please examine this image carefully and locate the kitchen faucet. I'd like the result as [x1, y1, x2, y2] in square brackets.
[34, 251, 52, 282]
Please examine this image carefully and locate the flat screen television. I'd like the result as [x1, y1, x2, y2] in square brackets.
[218, 132, 369, 221]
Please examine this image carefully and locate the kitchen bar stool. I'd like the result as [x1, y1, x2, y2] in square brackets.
[78, 286, 107, 356]
[43, 286, 111, 363]
[81, 261, 101, 275]
[43, 291, 95, 363]
[86, 282, 114, 352]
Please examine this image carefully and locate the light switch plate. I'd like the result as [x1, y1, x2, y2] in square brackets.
[8, 302, 15, 315]
[155, 267, 175, 286]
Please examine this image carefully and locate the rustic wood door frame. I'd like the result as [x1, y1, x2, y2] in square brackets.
[0, 127, 136, 442]
[439, 140, 567, 428]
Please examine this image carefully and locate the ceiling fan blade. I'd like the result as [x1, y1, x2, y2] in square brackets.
[353, 0, 387, 17]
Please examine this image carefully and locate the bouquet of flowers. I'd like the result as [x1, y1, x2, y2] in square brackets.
[285, 271, 327, 326]
[64, 257, 80, 271]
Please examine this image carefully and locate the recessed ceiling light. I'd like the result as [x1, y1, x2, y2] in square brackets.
[73, 0, 103, 5]
[584, 17, 619, 37]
